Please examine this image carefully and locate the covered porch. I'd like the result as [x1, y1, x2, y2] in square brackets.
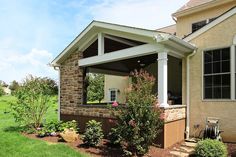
[52, 21, 196, 148]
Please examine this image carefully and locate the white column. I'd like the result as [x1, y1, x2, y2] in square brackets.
[231, 45, 235, 100]
[98, 33, 104, 56]
[158, 52, 169, 107]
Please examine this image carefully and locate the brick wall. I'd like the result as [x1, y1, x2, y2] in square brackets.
[60, 51, 84, 115]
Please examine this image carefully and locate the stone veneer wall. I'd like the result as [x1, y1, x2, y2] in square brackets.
[74, 106, 113, 118]
[162, 105, 186, 123]
[60, 51, 84, 115]
[64, 105, 186, 122]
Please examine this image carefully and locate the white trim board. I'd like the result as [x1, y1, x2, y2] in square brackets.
[184, 7, 236, 42]
[79, 43, 166, 67]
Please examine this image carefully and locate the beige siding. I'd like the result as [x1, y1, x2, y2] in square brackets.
[188, 14, 236, 142]
[176, 1, 236, 38]
[104, 75, 129, 104]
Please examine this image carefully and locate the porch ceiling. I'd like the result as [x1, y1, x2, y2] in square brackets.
[88, 54, 157, 75]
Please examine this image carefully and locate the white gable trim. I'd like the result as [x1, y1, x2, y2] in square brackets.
[51, 21, 195, 66]
[51, 21, 168, 65]
[184, 7, 236, 42]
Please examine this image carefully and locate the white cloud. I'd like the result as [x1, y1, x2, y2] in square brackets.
[90, 0, 187, 29]
[0, 48, 57, 83]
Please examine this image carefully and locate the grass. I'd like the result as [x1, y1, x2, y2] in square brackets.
[0, 95, 88, 157]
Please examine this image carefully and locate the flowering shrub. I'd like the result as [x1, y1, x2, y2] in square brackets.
[11, 75, 53, 129]
[112, 69, 164, 156]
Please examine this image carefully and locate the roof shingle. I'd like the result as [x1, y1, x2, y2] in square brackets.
[177, 0, 214, 12]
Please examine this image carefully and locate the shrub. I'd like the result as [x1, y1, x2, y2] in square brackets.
[108, 128, 122, 146]
[113, 69, 164, 156]
[44, 120, 61, 133]
[11, 75, 54, 129]
[59, 120, 78, 132]
[36, 120, 78, 137]
[195, 139, 227, 157]
[82, 120, 104, 146]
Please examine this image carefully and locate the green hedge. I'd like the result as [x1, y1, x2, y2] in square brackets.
[195, 139, 227, 157]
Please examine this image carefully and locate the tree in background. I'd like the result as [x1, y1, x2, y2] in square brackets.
[44, 78, 58, 95]
[87, 74, 104, 103]
[0, 80, 8, 87]
[0, 86, 5, 97]
[9, 80, 20, 95]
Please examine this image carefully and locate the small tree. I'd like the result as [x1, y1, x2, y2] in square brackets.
[87, 74, 104, 103]
[113, 69, 163, 156]
[11, 75, 53, 129]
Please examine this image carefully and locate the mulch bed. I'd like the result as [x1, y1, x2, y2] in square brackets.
[24, 133, 172, 157]
[23, 133, 236, 157]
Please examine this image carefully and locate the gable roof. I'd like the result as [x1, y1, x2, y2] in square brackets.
[51, 21, 195, 65]
[156, 24, 176, 35]
[173, 0, 234, 17]
[177, 0, 213, 13]
[184, 6, 236, 42]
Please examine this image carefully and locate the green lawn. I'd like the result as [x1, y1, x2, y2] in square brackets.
[0, 95, 88, 157]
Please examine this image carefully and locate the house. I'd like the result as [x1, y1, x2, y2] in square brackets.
[51, 0, 236, 148]
[3, 86, 11, 95]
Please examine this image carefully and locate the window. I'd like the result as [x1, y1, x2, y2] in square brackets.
[192, 20, 207, 32]
[109, 89, 117, 102]
[209, 17, 217, 22]
[192, 17, 217, 33]
[204, 48, 231, 99]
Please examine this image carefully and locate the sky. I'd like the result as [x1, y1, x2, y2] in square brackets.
[0, 0, 188, 84]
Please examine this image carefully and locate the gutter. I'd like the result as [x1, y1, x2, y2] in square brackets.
[186, 49, 197, 140]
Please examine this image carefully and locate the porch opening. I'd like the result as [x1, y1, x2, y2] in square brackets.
[83, 54, 182, 105]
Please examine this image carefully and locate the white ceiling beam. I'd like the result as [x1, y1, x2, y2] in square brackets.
[79, 43, 166, 67]
[88, 67, 129, 76]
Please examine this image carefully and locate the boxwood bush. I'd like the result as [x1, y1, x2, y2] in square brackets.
[195, 139, 227, 157]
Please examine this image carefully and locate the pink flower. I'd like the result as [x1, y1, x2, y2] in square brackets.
[108, 119, 118, 124]
[128, 120, 136, 127]
[160, 113, 166, 120]
[112, 101, 118, 107]
[36, 127, 42, 131]
[108, 119, 114, 123]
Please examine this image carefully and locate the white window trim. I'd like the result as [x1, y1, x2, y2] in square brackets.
[108, 88, 118, 102]
[201, 46, 236, 101]
[231, 45, 235, 100]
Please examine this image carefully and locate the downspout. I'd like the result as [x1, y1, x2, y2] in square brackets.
[53, 66, 61, 121]
[186, 49, 197, 140]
